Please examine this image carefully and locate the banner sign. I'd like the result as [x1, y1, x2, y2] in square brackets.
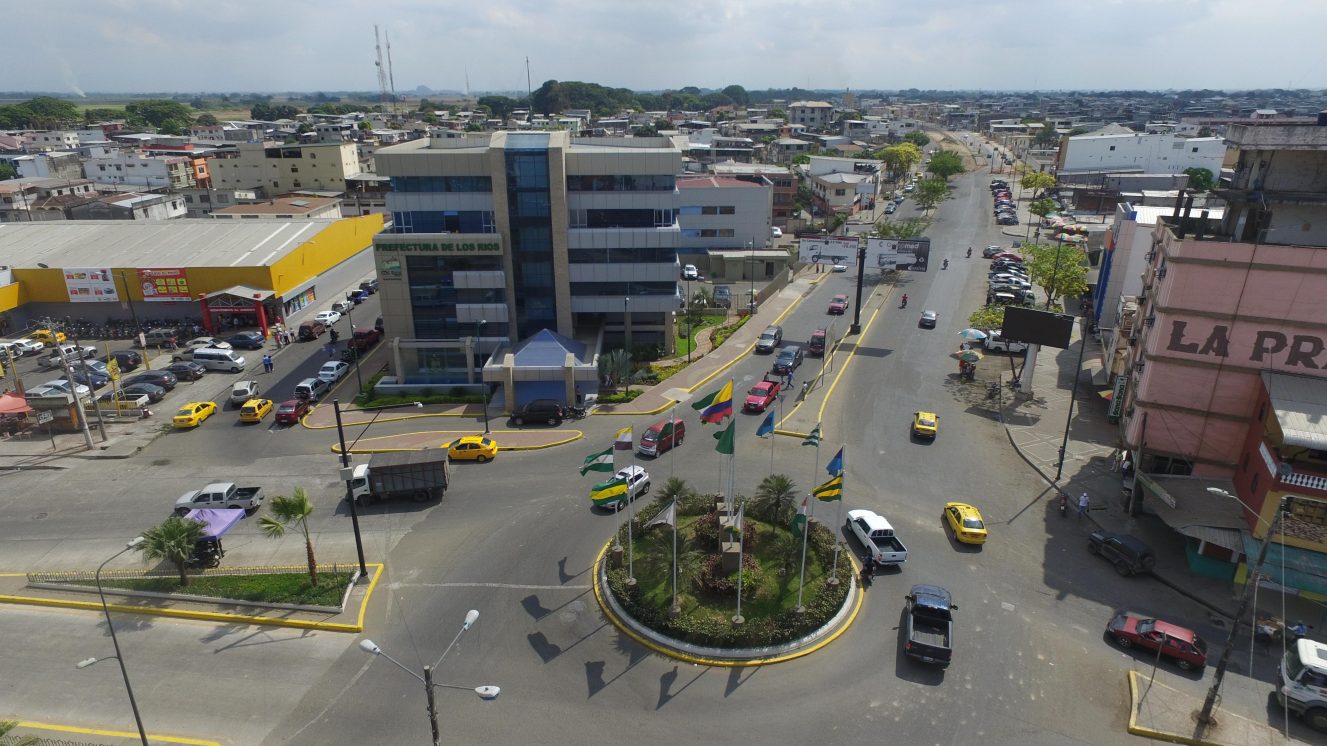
[63, 267, 119, 303]
[866, 237, 932, 272]
[137, 268, 192, 302]
[797, 237, 859, 266]
[1108, 374, 1127, 421]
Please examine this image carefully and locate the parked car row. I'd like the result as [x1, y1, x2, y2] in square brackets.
[992, 179, 1019, 225]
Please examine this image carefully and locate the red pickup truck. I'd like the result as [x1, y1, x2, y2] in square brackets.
[743, 377, 781, 413]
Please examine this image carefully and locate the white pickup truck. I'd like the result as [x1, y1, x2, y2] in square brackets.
[174, 482, 265, 516]
[983, 331, 1029, 354]
[846, 509, 909, 566]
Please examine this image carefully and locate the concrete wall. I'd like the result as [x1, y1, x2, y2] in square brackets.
[1062, 133, 1225, 176]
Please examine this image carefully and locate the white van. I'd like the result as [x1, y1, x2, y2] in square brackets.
[190, 348, 247, 373]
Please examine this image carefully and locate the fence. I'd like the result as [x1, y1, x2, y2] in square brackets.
[26, 563, 358, 584]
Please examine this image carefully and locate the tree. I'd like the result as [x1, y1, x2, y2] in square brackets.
[1033, 125, 1060, 147]
[1184, 167, 1216, 191]
[791, 153, 811, 167]
[1196, 126, 1214, 138]
[721, 85, 749, 106]
[903, 130, 931, 147]
[83, 107, 126, 122]
[912, 178, 952, 214]
[357, 121, 372, 131]
[600, 348, 632, 389]
[659, 477, 695, 508]
[0, 161, 16, 180]
[0, 721, 39, 746]
[195, 112, 219, 126]
[753, 474, 798, 527]
[260, 488, 320, 587]
[138, 516, 205, 586]
[477, 95, 520, 121]
[875, 217, 929, 239]
[880, 142, 922, 183]
[1028, 197, 1058, 225]
[125, 99, 195, 133]
[632, 124, 659, 137]
[1023, 242, 1089, 308]
[926, 150, 966, 181]
[1020, 171, 1056, 194]
[770, 108, 786, 119]
[967, 304, 1007, 331]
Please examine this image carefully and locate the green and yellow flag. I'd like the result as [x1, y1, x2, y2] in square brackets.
[590, 477, 629, 507]
[580, 446, 615, 476]
[812, 474, 843, 502]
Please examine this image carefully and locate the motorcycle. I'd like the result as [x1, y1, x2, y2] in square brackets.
[966, 247, 973, 258]
[1058, 492, 1068, 517]
[900, 295, 908, 309]
[942, 259, 950, 270]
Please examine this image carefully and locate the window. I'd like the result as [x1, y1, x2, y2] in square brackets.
[1251, 473, 1260, 494]
[1192, 147, 1199, 153]
[1172, 142, 1183, 150]
[835, 189, 846, 196]
[1109, 146, 1116, 151]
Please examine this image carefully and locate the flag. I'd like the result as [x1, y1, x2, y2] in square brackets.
[579, 446, 614, 476]
[645, 501, 676, 529]
[696, 381, 733, 424]
[714, 418, 735, 455]
[802, 423, 822, 447]
[756, 411, 775, 438]
[826, 447, 844, 477]
[813, 474, 843, 501]
[590, 476, 629, 506]
[614, 426, 633, 450]
[791, 498, 808, 537]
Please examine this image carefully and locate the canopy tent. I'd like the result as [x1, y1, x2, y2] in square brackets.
[0, 393, 33, 414]
[184, 508, 244, 539]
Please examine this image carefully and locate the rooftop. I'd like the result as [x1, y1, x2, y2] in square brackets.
[212, 195, 341, 215]
[676, 176, 759, 189]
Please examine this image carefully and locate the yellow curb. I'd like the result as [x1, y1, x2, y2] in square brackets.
[590, 538, 863, 667]
[329, 430, 583, 455]
[776, 290, 889, 433]
[595, 272, 831, 417]
[773, 428, 810, 439]
[11, 720, 219, 745]
[1125, 670, 1227, 746]
[0, 564, 386, 634]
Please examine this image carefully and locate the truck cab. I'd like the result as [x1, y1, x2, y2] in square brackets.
[846, 509, 909, 566]
[1280, 639, 1327, 731]
[904, 584, 956, 668]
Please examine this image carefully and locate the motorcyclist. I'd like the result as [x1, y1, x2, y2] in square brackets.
[967, 246, 973, 258]
[942, 258, 950, 269]
[901, 294, 908, 308]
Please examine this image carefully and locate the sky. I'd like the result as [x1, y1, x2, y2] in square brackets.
[5, 0, 1326, 95]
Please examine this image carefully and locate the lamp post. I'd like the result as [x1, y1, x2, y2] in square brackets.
[475, 319, 489, 433]
[1045, 236, 1066, 311]
[343, 302, 365, 397]
[333, 399, 424, 578]
[86, 536, 149, 746]
[359, 609, 499, 746]
[747, 240, 756, 314]
[623, 297, 630, 397]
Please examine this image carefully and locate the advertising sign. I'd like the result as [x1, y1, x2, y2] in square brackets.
[797, 237, 860, 266]
[138, 268, 192, 302]
[63, 267, 119, 303]
[865, 238, 932, 272]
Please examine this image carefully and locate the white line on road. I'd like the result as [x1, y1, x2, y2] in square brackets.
[390, 582, 593, 590]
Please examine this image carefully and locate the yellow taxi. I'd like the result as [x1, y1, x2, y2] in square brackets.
[447, 435, 498, 463]
[30, 329, 67, 346]
[173, 401, 218, 429]
[943, 502, 988, 545]
[239, 398, 273, 423]
[912, 410, 939, 439]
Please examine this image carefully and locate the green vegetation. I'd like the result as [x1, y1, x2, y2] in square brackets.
[0, 96, 81, 128]
[0, 161, 15, 180]
[676, 315, 719, 356]
[875, 217, 930, 239]
[912, 177, 952, 214]
[903, 130, 931, 147]
[1028, 197, 1058, 225]
[1184, 167, 1216, 191]
[879, 142, 923, 183]
[125, 99, 195, 134]
[1020, 171, 1057, 193]
[597, 389, 644, 404]
[138, 516, 206, 586]
[607, 484, 852, 648]
[259, 488, 320, 586]
[96, 570, 354, 607]
[710, 315, 750, 348]
[1023, 241, 1090, 308]
[968, 304, 1009, 330]
[926, 150, 967, 181]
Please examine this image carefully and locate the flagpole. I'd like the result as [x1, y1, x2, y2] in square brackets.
[669, 405, 678, 617]
[769, 394, 778, 476]
[831, 444, 846, 582]
[795, 495, 810, 612]
[627, 427, 635, 584]
[734, 499, 744, 625]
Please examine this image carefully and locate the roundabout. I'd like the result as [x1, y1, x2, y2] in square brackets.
[593, 484, 861, 665]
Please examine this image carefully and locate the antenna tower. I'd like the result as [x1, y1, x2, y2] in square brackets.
[374, 26, 390, 110]
[385, 30, 398, 116]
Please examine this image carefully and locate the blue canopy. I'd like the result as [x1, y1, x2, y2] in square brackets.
[185, 508, 244, 539]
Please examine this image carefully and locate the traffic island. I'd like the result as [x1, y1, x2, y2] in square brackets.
[594, 492, 859, 665]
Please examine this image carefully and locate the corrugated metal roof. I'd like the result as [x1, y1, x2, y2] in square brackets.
[1264, 370, 1327, 450]
[0, 219, 330, 268]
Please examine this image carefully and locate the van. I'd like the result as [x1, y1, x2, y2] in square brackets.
[190, 348, 247, 373]
[140, 328, 178, 348]
[638, 418, 685, 457]
[294, 377, 329, 402]
[298, 320, 326, 341]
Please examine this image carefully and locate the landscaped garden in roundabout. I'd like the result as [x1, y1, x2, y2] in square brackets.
[602, 474, 854, 653]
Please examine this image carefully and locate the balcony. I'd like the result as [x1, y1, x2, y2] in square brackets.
[1282, 467, 1327, 494]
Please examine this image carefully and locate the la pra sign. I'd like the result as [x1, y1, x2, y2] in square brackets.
[1166, 320, 1327, 369]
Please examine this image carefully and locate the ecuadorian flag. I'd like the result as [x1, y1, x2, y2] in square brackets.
[695, 380, 733, 424]
[590, 477, 629, 507]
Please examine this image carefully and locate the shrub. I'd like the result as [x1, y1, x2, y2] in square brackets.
[597, 389, 643, 404]
[710, 316, 749, 348]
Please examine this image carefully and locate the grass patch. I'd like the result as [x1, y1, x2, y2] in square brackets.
[675, 316, 719, 356]
[94, 571, 353, 607]
[598, 389, 643, 404]
[710, 316, 750, 348]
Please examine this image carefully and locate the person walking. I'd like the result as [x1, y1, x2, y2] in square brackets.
[1077, 492, 1090, 519]
[262, 354, 273, 373]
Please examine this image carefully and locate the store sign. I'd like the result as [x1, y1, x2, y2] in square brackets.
[138, 268, 192, 302]
[63, 267, 119, 303]
[866, 238, 932, 273]
[797, 237, 859, 265]
[1164, 320, 1327, 370]
[1108, 374, 1127, 420]
[376, 238, 502, 254]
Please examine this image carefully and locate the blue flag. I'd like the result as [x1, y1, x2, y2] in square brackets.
[756, 411, 775, 438]
[826, 447, 844, 477]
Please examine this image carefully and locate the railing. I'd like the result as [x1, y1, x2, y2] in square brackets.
[27, 563, 357, 584]
[1283, 470, 1327, 493]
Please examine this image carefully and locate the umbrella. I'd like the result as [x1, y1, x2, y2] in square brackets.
[951, 349, 984, 363]
[957, 328, 988, 341]
[1098, 390, 1115, 401]
[0, 392, 32, 414]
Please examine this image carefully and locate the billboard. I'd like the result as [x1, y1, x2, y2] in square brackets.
[138, 268, 193, 302]
[63, 267, 119, 303]
[1001, 306, 1075, 349]
[865, 238, 931, 272]
[797, 237, 859, 267]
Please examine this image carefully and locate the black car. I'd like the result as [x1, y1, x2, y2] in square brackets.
[919, 311, 938, 329]
[360, 279, 379, 294]
[1088, 531, 1156, 576]
[165, 361, 206, 381]
[69, 369, 111, 388]
[99, 349, 142, 372]
[125, 370, 178, 391]
[225, 331, 266, 350]
[997, 216, 1019, 225]
[511, 399, 565, 426]
[347, 289, 370, 304]
[771, 345, 804, 374]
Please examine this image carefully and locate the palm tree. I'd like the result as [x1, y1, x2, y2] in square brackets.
[753, 474, 798, 528]
[259, 487, 319, 586]
[659, 477, 694, 508]
[139, 516, 204, 586]
[0, 720, 39, 745]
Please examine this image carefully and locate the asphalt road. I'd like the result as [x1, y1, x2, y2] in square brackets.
[0, 152, 1302, 745]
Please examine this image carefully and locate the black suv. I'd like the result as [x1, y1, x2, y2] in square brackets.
[1088, 531, 1156, 576]
[512, 399, 566, 426]
[772, 345, 804, 374]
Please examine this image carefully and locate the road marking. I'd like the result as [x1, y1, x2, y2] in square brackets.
[390, 582, 593, 591]
[12, 720, 219, 745]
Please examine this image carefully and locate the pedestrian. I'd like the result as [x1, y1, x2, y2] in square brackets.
[1077, 492, 1090, 519]
[1121, 457, 1135, 480]
[262, 354, 273, 373]
[325, 343, 335, 358]
[1110, 450, 1122, 472]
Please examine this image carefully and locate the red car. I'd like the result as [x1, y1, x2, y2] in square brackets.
[275, 399, 311, 425]
[808, 329, 827, 356]
[743, 380, 780, 413]
[828, 294, 849, 315]
[1106, 611, 1208, 670]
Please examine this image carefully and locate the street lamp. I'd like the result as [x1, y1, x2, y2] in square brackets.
[333, 399, 424, 578]
[342, 301, 365, 397]
[747, 240, 756, 315]
[475, 319, 489, 434]
[86, 536, 149, 746]
[359, 609, 499, 746]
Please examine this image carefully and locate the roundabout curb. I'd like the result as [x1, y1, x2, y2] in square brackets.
[590, 539, 864, 667]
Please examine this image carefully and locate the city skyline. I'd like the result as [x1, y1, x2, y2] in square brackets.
[6, 0, 1326, 96]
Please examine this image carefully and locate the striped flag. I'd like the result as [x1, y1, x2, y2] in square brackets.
[579, 446, 615, 475]
[813, 474, 843, 501]
[791, 498, 808, 537]
[614, 426, 633, 450]
[802, 424, 822, 447]
[695, 381, 733, 424]
[590, 476, 629, 507]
